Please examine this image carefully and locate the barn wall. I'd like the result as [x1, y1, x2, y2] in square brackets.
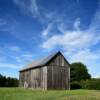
[30, 66, 47, 89]
[19, 70, 31, 88]
[19, 66, 47, 89]
[47, 53, 70, 90]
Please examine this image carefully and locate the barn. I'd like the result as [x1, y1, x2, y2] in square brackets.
[19, 51, 70, 90]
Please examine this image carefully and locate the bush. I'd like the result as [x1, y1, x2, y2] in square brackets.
[80, 79, 100, 90]
[70, 81, 82, 89]
[70, 79, 100, 90]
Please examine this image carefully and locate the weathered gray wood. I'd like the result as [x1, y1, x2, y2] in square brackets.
[47, 53, 70, 90]
[19, 52, 70, 90]
[19, 66, 47, 89]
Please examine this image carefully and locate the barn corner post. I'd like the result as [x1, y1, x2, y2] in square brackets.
[68, 65, 70, 90]
[19, 71, 21, 87]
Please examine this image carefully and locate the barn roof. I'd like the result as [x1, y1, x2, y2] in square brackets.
[19, 51, 70, 72]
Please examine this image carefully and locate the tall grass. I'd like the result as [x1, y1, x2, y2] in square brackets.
[0, 88, 100, 100]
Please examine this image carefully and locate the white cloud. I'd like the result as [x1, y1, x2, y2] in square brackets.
[74, 18, 80, 30]
[42, 30, 100, 50]
[41, 6, 100, 79]
[42, 24, 52, 36]
[41, 1, 100, 50]
[64, 49, 100, 78]
[69, 49, 100, 63]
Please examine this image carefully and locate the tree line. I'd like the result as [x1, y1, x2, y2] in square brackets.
[0, 74, 18, 87]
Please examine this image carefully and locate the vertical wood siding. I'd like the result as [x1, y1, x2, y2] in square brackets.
[19, 53, 70, 90]
[47, 53, 70, 90]
[19, 66, 47, 89]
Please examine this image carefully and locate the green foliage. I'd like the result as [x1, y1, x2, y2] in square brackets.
[0, 74, 6, 86]
[80, 79, 100, 90]
[70, 81, 82, 89]
[70, 62, 91, 82]
[70, 78, 100, 90]
[0, 74, 18, 87]
[70, 62, 100, 90]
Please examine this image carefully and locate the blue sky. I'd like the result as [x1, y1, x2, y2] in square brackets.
[0, 0, 100, 78]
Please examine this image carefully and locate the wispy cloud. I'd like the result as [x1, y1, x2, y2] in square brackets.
[41, 29, 100, 50]
[42, 23, 52, 37]
[15, 52, 36, 63]
[22, 53, 34, 58]
[0, 62, 22, 69]
[13, 0, 40, 18]
[69, 49, 100, 63]
[41, 0, 100, 50]
[13, 0, 59, 26]
[4, 46, 21, 52]
[74, 18, 80, 30]
[0, 45, 36, 69]
[41, 1, 100, 77]
[0, 51, 35, 69]
[0, 0, 99, 78]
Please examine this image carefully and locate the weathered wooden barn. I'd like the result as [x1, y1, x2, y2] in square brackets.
[19, 51, 70, 90]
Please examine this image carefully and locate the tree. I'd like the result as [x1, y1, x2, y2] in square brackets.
[0, 74, 19, 87]
[70, 62, 91, 82]
[0, 74, 7, 87]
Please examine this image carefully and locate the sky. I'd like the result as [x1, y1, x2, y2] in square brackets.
[0, 0, 100, 78]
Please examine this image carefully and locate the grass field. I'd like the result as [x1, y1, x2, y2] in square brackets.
[0, 88, 100, 100]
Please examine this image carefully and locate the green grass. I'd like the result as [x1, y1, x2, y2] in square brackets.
[0, 88, 100, 100]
